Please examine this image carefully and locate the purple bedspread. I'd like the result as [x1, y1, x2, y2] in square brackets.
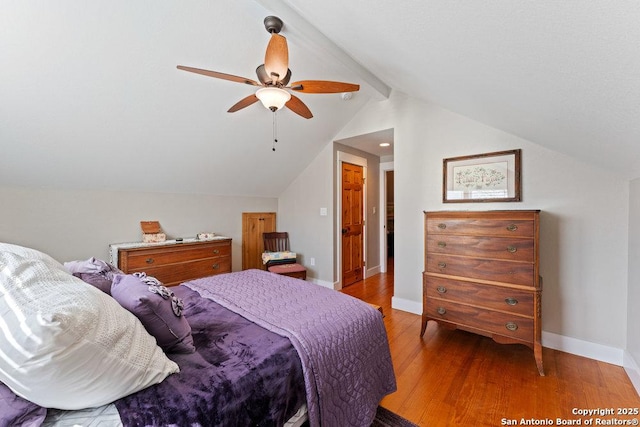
[184, 269, 397, 427]
[0, 382, 46, 427]
[114, 285, 306, 427]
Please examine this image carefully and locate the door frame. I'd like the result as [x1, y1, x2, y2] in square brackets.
[336, 151, 367, 290]
[379, 161, 394, 273]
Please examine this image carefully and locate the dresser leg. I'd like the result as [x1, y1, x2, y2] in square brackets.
[535, 344, 545, 376]
[420, 315, 428, 337]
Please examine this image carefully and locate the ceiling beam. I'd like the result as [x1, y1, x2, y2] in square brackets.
[253, 0, 391, 100]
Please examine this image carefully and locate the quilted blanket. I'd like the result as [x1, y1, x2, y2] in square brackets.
[184, 269, 397, 427]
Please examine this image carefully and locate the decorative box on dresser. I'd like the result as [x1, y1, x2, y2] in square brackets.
[421, 210, 544, 375]
[110, 238, 232, 287]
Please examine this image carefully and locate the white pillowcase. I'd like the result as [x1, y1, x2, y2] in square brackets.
[0, 249, 179, 410]
[0, 242, 66, 271]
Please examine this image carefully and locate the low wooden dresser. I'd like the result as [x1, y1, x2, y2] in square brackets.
[110, 238, 232, 287]
[421, 210, 543, 375]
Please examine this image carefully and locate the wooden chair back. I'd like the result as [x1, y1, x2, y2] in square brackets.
[263, 232, 291, 252]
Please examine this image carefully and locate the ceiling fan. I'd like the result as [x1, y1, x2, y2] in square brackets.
[177, 16, 360, 119]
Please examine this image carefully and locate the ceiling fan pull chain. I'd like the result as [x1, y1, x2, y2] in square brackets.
[272, 111, 278, 151]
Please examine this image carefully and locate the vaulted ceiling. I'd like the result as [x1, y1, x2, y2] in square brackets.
[2, 1, 638, 198]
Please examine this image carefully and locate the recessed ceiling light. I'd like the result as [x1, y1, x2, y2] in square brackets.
[379, 142, 391, 147]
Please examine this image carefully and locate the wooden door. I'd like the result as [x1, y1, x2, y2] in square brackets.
[242, 212, 276, 270]
[342, 162, 364, 286]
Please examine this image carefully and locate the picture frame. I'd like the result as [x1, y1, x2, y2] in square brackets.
[443, 149, 521, 203]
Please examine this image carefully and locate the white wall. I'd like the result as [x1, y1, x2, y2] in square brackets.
[334, 91, 630, 352]
[277, 143, 334, 284]
[0, 185, 277, 271]
[626, 179, 640, 390]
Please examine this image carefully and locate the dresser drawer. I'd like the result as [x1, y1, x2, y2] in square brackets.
[424, 276, 534, 316]
[123, 242, 231, 269]
[426, 254, 534, 286]
[426, 217, 535, 238]
[126, 257, 231, 286]
[426, 234, 534, 262]
[425, 298, 534, 342]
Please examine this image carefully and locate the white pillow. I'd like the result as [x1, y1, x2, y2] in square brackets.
[0, 250, 179, 410]
[0, 242, 66, 271]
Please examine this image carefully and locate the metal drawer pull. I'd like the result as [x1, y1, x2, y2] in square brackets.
[437, 307, 447, 315]
[436, 286, 447, 294]
[146, 258, 154, 264]
[505, 322, 518, 331]
[437, 241, 447, 248]
[506, 224, 518, 232]
[437, 262, 447, 269]
[437, 223, 447, 230]
[507, 245, 517, 253]
[213, 249, 220, 254]
[212, 263, 220, 269]
[505, 297, 518, 306]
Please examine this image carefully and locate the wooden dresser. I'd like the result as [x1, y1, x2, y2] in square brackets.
[421, 210, 543, 375]
[111, 238, 232, 287]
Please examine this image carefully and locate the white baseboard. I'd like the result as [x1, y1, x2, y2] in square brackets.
[366, 265, 381, 278]
[327, 265, 382, 290]
[541, 331, 624, 366]
[308, 278, 338, 290]
[391, 296, 422, 315]
[623, 351, 640, 396]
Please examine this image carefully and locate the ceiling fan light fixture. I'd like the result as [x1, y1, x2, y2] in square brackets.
[256, 87, 291, 111]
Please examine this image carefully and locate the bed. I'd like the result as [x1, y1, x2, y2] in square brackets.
[0, 243, 396, 427]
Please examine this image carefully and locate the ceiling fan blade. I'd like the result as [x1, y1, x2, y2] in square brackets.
[177, 65, 260, 86]
[289, 80, 360, 94]
[285, 95, 313, 119]
[227, 94, 260, 113]
[264, 34, 289, 83]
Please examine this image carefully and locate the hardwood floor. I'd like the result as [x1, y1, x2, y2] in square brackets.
[341, 259, 640, 427]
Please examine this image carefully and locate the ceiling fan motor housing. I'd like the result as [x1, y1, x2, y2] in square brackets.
[264, 16, 283, 34]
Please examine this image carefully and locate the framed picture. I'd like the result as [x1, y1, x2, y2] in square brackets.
[443, 149, 521, 203]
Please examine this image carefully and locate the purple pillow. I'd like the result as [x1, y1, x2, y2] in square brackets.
[0, 382, 46, 427]
[73, 272, 113, 295]
[111, 274, 195, 354]
[69, 259, 122, 296]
